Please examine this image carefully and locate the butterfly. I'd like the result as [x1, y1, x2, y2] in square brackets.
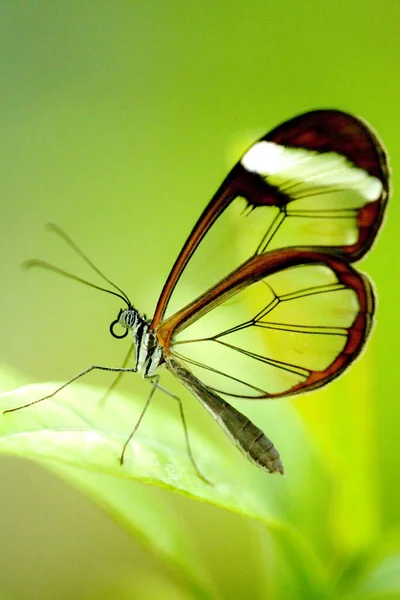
[6, 110, 389, 480]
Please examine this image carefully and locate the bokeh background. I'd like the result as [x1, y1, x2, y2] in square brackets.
[1, 1, 399, 599]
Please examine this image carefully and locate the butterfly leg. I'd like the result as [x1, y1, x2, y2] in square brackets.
[147, 377, 212, 486]
[3, 364, 138, 414]
[98, 344, 134, 407]
[119, 374, 161, 465]
[119, 376, 212, 485]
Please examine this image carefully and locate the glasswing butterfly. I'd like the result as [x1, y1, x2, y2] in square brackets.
[5, 110, 389, 480]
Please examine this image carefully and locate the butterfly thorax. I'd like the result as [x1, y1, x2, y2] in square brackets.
[118, 308, 164, 378]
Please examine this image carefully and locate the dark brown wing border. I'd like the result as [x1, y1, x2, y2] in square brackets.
[151, 110, 388, 328]
[156, 248, 374, 398]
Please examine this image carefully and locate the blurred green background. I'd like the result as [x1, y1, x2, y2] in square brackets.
[1, 1, 399, 599]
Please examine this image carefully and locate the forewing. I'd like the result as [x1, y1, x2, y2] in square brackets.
[152, 110, 388, 326]
[157, 249, 374, 399]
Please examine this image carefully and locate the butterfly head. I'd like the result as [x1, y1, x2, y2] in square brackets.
[109, 306, 143, 339]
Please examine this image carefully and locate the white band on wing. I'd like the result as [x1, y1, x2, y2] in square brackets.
[241, 141, 382, 202]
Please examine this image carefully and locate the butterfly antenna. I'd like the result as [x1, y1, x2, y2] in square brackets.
[44, 223, 131, 305]
[23, 224, 131, 307]
[23, 259, 131, 306]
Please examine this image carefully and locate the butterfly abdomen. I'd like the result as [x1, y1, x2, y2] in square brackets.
[167, 357, 284, 475]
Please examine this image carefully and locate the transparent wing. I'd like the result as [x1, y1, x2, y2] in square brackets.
[156, 249, 374, 399]
[152, 110, 388, 327]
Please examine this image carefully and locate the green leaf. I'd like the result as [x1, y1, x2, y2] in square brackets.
[0, 366, 333, 598]
[359, 553, 400, 598]
[337, 553, 400, 600]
